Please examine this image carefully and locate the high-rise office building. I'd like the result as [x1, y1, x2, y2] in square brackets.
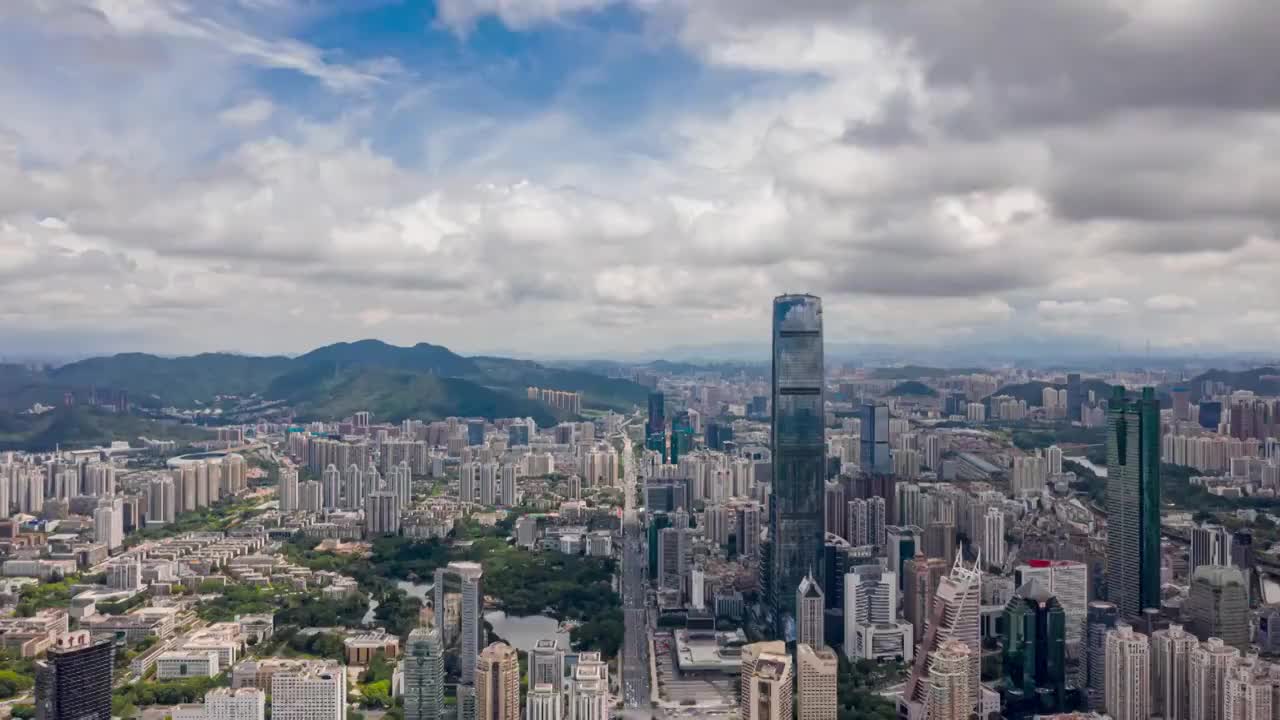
[845, 566, 912, 661]
[905, 555, 981, 717]
[797, 573, 825, 650]
[885, 525, 921, 583]
[647, 392, 665, 438]
[1085, 602, 1119, 711]
[741, 641, 793, 720]
[658, 527, 690, 598]
[530, 638, 563, 689]
[568, 652, 609, 720]
[1200, 401, 1224, 431]
[1189, 637, 1240, 720]
[983, 506, 1006, 570]
[796, 643, 838, 720]
[926, 640, 974, 720]
[434, 561, 484, 686]
[1002, 580, 1068, 716]
[35, 631, 114, 720]
[1104, 623, 1149, 720]
[94, 500, 123, 549]
[904, 553, 948, 644]
[1105, 386, 1161, 618]
[860, 403, 892, 475]
[269, 661, 347, 720]
[1151, 623, 1197, 720]
[403, 628, 445, 720]
[923, 521, 956, 566]
[475, 643, 519, 720]
[526, 684, 561, 720]
[1016, 560, 1088, 652]
[824, 482, 846, 540]
[1067, 374, 1083, 423]
[1186, 565, 1250, 651]
[1191, 524, 1234, 574]
[769, 294, 826, 635]
[738, 503, 762, 559]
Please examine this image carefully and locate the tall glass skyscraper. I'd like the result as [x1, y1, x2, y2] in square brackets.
[1105, 386, 1161, 618]
[769, 294, 826, 635]
[1002, 580, 1068, 717]
[403, 627, 445, 720]
[859, 403, 891, 474]
[647, 392, 665, 437]
[1066, 373, 1083, 422]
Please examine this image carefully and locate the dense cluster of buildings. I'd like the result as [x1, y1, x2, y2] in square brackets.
[627, 294, 1280, 720]
[15, 290, 1280, 720]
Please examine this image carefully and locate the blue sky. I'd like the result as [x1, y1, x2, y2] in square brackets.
[2, 0, 1279, 359]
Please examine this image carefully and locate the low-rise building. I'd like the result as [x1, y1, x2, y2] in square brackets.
[156, 649, 221, 679]
[236, 615, 274, 644]
[0, 609, 69, 657]
[83, 613, 172, 645]
[344, 630, 400, 665]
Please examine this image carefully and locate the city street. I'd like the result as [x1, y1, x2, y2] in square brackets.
[619, 432, 653, 713]
[621, 517, 651, 712]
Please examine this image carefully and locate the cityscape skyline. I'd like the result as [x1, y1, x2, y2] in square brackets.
[7, 2, 1280, 719]
[3, 285, 1280, 719]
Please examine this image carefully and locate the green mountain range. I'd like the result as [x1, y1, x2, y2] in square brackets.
[0, 406, 214, 452]
[0, 340, 649, 427]
[887, 380, 939, 397]
[987, 378, 1114, 406]
[1188, 367, 1280, 400]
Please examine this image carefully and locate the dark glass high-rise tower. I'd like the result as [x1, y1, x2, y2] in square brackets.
[1105, 386, 1161, 618]
[859, 403, 891, 474]
[769, 294, 825, 636]
[1084, 601, 1119, 710]
[647, 392, 665, 437]
[1067, 373, 1083, 422]
[1002, 580, 1068, 718]
[35, 631, 114, 720]
[647, 391, 667, 462]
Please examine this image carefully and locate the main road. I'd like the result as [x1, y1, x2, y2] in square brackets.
[618, 433, 652, 712]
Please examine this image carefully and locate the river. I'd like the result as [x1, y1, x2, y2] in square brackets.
[1065, 456, 1108, 477]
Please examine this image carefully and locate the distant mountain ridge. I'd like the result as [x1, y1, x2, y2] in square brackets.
[888, 380, 939, 397]
[1189, 367, 1280, 400]
[0, 340, 649, 423]
[987, 378, 1115, 406]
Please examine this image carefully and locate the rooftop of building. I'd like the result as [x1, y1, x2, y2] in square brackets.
[673, 629, 748, 674]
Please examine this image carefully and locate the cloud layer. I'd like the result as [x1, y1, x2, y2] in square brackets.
[2, 0, 1279, 357]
